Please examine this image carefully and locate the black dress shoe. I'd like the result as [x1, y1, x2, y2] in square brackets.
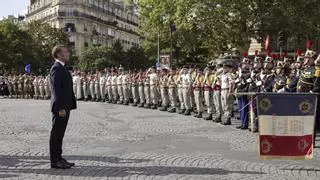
[241, 126, 248, 130]
[62, 158, 75, 167]
[236, 125, 243, 129]
[51, 160, 71, 169]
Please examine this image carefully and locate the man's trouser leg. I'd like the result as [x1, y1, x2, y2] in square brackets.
[182, 87, 191, 114]
[50, 110, 70, 163]
[221, 90, 231, 123]
[178, 87, 185, 111]
[122, 84, 129, 104]
[100, 84, 105, 101]
[160, 87, 169, 108]
[117, 85, 123, 103]
[107, 86, 113, 102]
[138, 85, 145, 105]
[239, 96, 249, 128]
[204, 90, 213, 115]
[150, 85, 158, 107]
[112, 86, 118, 102]
[95, 84, 100, 100]
[213, 90, 222, 122]
[132, 85, 139, 105]
[194, 89, 203, 116]
[83, 85, 88, 100]
[168, 87, 178, 110]
[144, 85, 151, 107]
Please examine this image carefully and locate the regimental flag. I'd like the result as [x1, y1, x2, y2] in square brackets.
[257, 93, 317, 160]
[25, 64, 31, 75]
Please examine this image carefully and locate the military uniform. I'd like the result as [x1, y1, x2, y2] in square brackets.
[177, 70, 185, 114]
[44, 74, 51, 99]
[39, 76, 45, 99]
[149, 68, 159, 109]
[106, 73, 113, 103]
[137, 72, 145, 107]
[212, 68, 223, 122]
[220, 65, 235, 125]
[12, 75, 18, 98]
[82, 74, 89, 101]
[99, 73, 106, 102]
[193, 71, 204, 118]
[94, 74, 101, 101]
[111, 73, 118, 103]
[131, 72, 139, 106]
[33, 76, 40, 99]
[144, 74, 151, 108]
[117, 72, 124, 104]
[7, 75, 13, 98]
[89, 75, 96, 101]
[203, 68, 215, 120]
[235, 70, 250, 129]
[167, 70, 178, 113]
[159, 71, 169, 111]
[181, 69, 192, 115]
[73, 73, 78, 98]
[122, 71, 130, 105]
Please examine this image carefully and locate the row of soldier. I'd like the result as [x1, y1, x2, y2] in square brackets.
[70, 64, 236, 126]
[1, 41, 320, 134]
[0, 74, 51, 99]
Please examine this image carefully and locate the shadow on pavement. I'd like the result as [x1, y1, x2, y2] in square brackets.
[0, 154, 265, 177]
[0, 174, 19, 178]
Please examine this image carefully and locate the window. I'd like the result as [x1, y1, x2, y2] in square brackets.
[66, 8, 74, 16]
[84, 42, 89, 47]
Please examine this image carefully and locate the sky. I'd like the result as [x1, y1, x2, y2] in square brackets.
[0, 0, 29, 19]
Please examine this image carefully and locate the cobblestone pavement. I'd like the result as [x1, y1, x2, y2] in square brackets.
[1, 99, 320, 180]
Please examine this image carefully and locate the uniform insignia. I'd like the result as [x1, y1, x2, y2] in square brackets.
[299, 100, 312, 114]
[259, 98, 272, 112]
[261, 139, 272, 153]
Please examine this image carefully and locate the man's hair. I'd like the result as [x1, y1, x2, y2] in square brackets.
[52, 45, 68, 59]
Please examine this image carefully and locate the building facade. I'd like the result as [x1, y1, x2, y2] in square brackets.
[26, 0, 140, 55]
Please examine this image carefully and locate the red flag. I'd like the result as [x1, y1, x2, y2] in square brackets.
[265, 35, 270, 50]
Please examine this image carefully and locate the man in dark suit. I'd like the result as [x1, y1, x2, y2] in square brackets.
[50, 45, 77, 169]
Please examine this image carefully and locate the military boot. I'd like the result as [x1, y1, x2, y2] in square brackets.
[178, 109, 185, 114]
[213, 115, 222, 123]
[184, 109, 191, 116]
[203, 113, 212, 121]
[221, 117, 231, 125]
[159, 106, 168, 111]
[193, 112, 202, 118]
[167, 107, 176, 113]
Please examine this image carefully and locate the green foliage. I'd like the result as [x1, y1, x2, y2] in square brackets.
[26, 20, 70, 73]
[0, 19, 33, 72]
[0, 19, 69, 74]
[78, 41, 150, 71]
[136, 0, 320, 63]
[79, 46, 113, 70]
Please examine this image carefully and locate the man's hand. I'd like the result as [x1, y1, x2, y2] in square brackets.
[58, 109, 66, 117]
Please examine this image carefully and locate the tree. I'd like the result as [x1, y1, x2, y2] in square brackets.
[78, 46, 113, 70]
[111, 39, 126, 66]
[135, 0, 320, 63]
[26, 20, 70, 73]
[125, 46, 150, 69]
[0, 19, 33, 72]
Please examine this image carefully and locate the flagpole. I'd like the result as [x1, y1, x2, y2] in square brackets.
[157, 30, 160, 61]
[170, 27, 173, 68]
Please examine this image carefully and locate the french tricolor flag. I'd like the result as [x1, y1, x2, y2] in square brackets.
[257, 93, 317, 160]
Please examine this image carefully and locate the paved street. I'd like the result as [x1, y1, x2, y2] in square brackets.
[1, 99, 320, 180]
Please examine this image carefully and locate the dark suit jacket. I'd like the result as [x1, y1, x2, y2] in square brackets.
[50, 61, 77, 113]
